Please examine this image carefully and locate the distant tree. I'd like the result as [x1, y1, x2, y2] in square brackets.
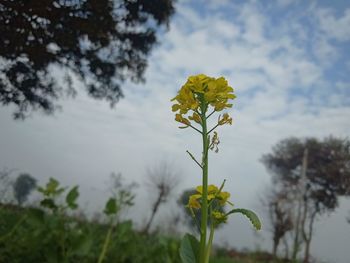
[260, 188, 293, 257]
[13, 173, 37, 205]
[0, 0, 175, 119]
[262, 136, 350, 262]
[143, 161, 179, 233]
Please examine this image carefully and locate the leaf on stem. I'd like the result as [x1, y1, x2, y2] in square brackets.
[66, 186, 79, 210]
[179, 233, 200, 263]
[104, 198, 118, 215]
[226, 208, 262, 230]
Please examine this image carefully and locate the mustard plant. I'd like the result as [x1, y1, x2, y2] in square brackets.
[172, 74, 261, 263]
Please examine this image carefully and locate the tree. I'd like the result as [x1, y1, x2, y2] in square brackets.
[260, 188, 293, 257]
[0, 0, 175, 119]
[13, 173, 37, 205]
[262, 136, 350, 262]
[143, 161, 179, 233]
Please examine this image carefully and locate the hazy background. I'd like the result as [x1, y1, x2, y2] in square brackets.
[1, 0, 350, 262]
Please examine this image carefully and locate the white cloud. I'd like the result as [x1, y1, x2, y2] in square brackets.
[155, 1, 325, 110]
[316, 7, 350, 41]
[238, 3, 267, 44]
[312, 35, 339, 65]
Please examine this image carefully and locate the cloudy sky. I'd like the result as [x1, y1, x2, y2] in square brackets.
[1, 0, 350, 262]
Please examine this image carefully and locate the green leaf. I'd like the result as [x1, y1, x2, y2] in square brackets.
[71, 233, 93, 256]
[104, 198, 117, 215]
[38, 178, 65, 197]
[40, 198, 57, 210]
[27, 208, 45, 226]
[37, 186, 46, 194]
[66, 186, 79, 209]
[226, 208, 262, 230]
[47, 178, 60, 193]
[179, 233, 199, 263]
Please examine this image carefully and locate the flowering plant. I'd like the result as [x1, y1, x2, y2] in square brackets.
[172, 74, 261, 263]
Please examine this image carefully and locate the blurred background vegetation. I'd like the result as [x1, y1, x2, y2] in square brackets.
[1, 0, 349, 263]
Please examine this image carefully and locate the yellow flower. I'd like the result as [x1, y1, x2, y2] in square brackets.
[188, 194, 201, 209]
[171, 74, 236, 127]
[217, 191, 231, 206]
[218, 113, 233, 126]
[188, 184, 232, 209]
[188, 112, 201, 124]
[175, 114, 190, 126]
[196, 185, 218, 194]
[188, 185, 218, 209]
[187, 74, 212, 93]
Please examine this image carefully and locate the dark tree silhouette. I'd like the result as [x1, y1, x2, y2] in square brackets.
[0, 0, 175, 118]
[143, 161, 179, 233]
[261, 188, 293, 257]
[13, 173, 37, 205]
[262, 136, 350, 262]
[263, 137, 350, 209]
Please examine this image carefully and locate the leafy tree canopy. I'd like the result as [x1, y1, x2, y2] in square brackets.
[13, 173, 37, 205]
[262, 136, 350, 212]
[0, 0, 175, 118]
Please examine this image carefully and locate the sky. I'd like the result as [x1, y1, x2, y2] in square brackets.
[1, 0, 350, 262]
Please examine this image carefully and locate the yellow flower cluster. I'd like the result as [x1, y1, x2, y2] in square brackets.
[212, 211, 228, 223]
[171, 74, 236, 127]
[187, 184, 231, 209]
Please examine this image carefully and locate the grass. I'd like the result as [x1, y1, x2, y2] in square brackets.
[0, 203, 289, 263]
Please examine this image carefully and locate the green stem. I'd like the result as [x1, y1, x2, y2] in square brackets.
[205, 223, 215, 263]
[186, 150, 202, 168]
[207, 123, 219, 135]
[199, 100, 209, 263]
[189, 124, 203, 134]
[98, 222, 114, 263]
[206, 110, 215, 119]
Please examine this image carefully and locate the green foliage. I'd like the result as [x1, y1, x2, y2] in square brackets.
[0, 178, 264, 263]
[0, 0, 175, 119]
[0, 205, 183, 262]
[66, 186, 79, 210]
[0, 204, 288, 263]
[179, 234, 200, 263]
[226, 209, 262, 230]
[40, 198, 58, 210]
[104, 198, 118, 216]
[37, 178, 65, 198]
[0, 177, 182, 262]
